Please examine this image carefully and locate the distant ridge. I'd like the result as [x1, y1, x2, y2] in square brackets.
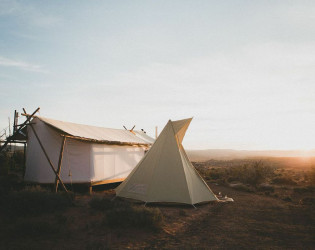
[186, 149, 315, 162]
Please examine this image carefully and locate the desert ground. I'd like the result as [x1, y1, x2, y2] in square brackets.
[0, 156, 314, 249]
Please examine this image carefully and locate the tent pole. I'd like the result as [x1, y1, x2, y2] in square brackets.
[55, 136, 66, 193]
[23, 142, 26, 178]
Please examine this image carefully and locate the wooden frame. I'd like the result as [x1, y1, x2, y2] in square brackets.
[55, 136, 66, 192]
[22, 109, 72, 202]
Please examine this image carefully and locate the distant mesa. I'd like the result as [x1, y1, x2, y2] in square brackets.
[186, 149, 315, 162]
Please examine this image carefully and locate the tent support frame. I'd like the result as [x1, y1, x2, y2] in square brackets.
[22, 109, 72, 202]
[0, 107, 39, 153]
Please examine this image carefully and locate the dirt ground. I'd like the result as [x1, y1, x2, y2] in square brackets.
[1, 181, 314, 250]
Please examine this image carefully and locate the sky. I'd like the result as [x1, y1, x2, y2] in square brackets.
[0, 0, 315, 150]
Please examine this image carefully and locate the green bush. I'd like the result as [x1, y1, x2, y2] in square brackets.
[104, 206, 163, 230]
[0, 186, 71, 217]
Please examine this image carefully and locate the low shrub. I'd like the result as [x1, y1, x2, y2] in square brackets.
[104, 206, 163, 230]
[89, 197, 131, 211]
[197, 161, 276, 187]
[0, 152, 10, 175]
[89, 197, 164, 230]
[257, 184, 275, 193]
[0, 186, 71, 217]
[236, 161, 275, 187]
[293, 186, 314, 194]
[0, 174, 24, 195]
[307, 167, 315, 185]
[299, 197, 315, 205]
[272, 177, 297, 186]
[282, 196, 292, 202]
[89, 197, 115, 210]
[179, 210, 187, 217]
[197, 167, 226, 181]
[230, 183, 254, 193]
[7, 219, 62, 238]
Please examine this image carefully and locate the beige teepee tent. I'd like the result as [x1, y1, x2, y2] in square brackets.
[116, 118, 218, 205]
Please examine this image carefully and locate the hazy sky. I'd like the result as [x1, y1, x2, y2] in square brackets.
[0, 1, 315, 150]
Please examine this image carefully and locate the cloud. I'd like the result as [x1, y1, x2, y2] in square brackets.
[0, 0, 61, 28]
[0, 56, 48, 73]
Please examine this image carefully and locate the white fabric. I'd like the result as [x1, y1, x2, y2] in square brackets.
[24, 118, 147, 184]
[38, 116, 153, 145]
[90, 144, 145, 182]
[116, 118, 218, 205]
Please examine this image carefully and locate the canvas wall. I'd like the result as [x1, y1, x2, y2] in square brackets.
[24, 118, 145, 184]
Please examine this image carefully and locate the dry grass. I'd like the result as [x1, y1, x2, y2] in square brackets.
[89, 197, 164, 230]
[0, 157, 314, 249]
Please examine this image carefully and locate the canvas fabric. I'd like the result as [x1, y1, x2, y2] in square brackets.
[116, 118, 218, 205]
[38, 116, 153, 145]
[24, 118, 147, 184]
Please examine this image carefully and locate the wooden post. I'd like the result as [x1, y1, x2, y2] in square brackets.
[23, 108, 73, 203]
[55, 136, 66, 193]
[28, 123, 68, 192]
[27, 121, 70, 196]
[23, 142, 26, 178]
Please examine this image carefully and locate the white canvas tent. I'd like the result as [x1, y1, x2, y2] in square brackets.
[24, 116, 154, 188]
[116, 118, 218, 205]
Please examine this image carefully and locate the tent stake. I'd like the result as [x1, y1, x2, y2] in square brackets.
[192, 204, 197, 209]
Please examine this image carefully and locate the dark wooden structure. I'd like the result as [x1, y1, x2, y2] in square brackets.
[0, 108, 73, 202]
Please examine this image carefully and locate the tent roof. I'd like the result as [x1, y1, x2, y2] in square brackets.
[35, 116, 154, 146]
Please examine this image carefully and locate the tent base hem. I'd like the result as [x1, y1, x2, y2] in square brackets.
[115, 195, 218, 206]
[24, 177, 126, 186]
